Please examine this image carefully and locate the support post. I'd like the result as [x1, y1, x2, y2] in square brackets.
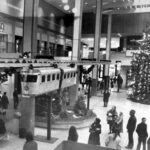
[69, 0, 84, 104]
[19, 95, 35, 136]
[87, 78, 91, 110]
[91, 0, 103, 96]
[104, 14, 112, 91]
[23, 0, 39, 58]
[47, 95, 51, 140]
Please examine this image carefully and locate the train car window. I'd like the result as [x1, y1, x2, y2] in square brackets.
[73, 72, 76, 77]
[42, 75, 45, 82]
[64, 73, 66, 79]
[21, 75, 25, 81]
[67, 73, 70, 78]
[27, 75, 37, 82]
[47, 75, 51, 81]
[70, 72, 73, 78]
[52, 74, 55, 80]
[57, 74, 60, 80]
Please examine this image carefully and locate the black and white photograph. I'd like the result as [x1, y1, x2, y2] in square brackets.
[0, 0, 150, 150]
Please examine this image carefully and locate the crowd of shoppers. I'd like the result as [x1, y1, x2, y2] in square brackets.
[65, 108, 149, 150]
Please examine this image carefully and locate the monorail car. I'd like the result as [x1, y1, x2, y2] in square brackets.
[21, 67, 77, 95]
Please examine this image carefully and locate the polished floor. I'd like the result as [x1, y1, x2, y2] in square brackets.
[1, 88, 150, 150]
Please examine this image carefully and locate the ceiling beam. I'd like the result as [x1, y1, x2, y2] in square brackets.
[103, 0, 150, 9]
[103, 6, 150, 14]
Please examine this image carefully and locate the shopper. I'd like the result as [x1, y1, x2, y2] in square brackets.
[67, 126, 78, 142]
[107, 106, 118, 134]
[1, 92, 9, 116]
[136, 117, 148, 150]
[88, 118, 101, 145]
[110, 78, 114, 92]
[116, 112, 123, 133]
[103, 89, 110, 107]
[126, 110, 137, 149]
[13, 88, 19, 109]
[117, 74, 123, 92]
[105, 129, 122, 150]
[23, 131, 38, 150]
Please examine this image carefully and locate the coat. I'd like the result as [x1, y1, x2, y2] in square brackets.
[23, 141, 38, 150]
[88, 122, 101, 145]
[136, 122, 148, 139]
[1, 95, 9, 109]
[0, 119, 6, 134]
[127, 116, 137, 133]
[103, 92, 110, 103]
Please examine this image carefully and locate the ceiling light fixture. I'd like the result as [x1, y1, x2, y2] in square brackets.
[64, 4, 70, 10]
[62, 0, 68, 4]
[72, 8, 77, 13]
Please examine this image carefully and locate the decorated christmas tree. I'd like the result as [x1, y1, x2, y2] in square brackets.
[128, 26, 150, 104]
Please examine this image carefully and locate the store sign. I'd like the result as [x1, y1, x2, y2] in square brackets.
[0, 23, 4, 32]
[126, 50, 141, 56]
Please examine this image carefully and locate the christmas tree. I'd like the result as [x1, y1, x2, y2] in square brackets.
[128, 26, 150, 104]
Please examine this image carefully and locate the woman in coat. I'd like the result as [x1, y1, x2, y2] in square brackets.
[103, 89, 110, 107]
[23, 132, 38, 150]
[88, 118, 101, 145]
[67, 126, 78, 142]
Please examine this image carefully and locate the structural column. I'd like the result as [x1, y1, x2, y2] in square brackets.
[91, 0, 103, 96]
[23, 0, 39, 58]
[123, 37, 127, 52]
[104, 14, 112, 90]
[69, 0, 83, 105]
[19, 96, 35, 135]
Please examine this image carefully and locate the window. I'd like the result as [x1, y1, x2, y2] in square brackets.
[0, 34, 8, 53]
[74, 72, 76, 77]
[47, 75, 51, 81]
[52, 74, 55, 80]
[64, 73, 66, 79]
[21, 75, 25, 81]
[67, 73, 70, 78]
[71, 72, 73, 78]
[42, 75, 45, 82]
[57, 74, 60, 80]
[26, 75, 37, 82]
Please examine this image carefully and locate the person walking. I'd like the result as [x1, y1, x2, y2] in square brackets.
[126, 110, 137, 149]
[1, 92, 9, 116]
[136, 117, 148, 150]
[67, 126, 78, 142]
[13, 88, 19, 109]
[103, 89, 110, 107]
[88, 118, 101, 145]
[110, 78, 114, 92]
[117, 74, 123, 92]
[23, 131, 38, 150]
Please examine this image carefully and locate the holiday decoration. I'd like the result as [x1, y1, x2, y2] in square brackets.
[127, 26, 150, 104]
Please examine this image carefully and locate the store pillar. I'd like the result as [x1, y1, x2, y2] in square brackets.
[91, 0, 103, 96]
[23, 0, 39, 58]
[19, 96, 35, 136]
[70, 0, 84, 102]
[104, 14, 112, 90]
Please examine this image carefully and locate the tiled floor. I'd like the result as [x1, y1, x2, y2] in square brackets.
[1, 89, 150, 150]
